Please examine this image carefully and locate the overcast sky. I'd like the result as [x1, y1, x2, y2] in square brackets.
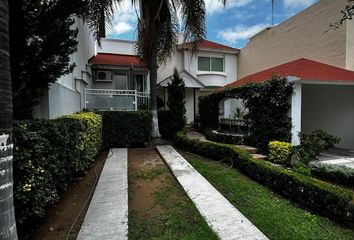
[108, 0, 318, 48]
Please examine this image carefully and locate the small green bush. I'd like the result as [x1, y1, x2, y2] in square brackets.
[175, 131, 354, 225]
[268, 141, 292, 164]
[100, 111, 152, 149]
[310, 162, 354, 188]
[13, 112, 102, 227]
[296, 130, 341, 164]
[205, 130, 243, 145]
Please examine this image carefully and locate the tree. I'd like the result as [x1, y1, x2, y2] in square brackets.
[330, 0, 354, 30]
[167, 68, 186, 133]
[134, 0, 206, 138]
[0, 0, 18, 239]
[9, 0, 85, 119]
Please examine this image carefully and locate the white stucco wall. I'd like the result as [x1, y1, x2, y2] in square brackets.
[238, 0, 349, 79]
[57, 18, 96, 89]
[301, 84, 354, 149]
[98, 39, 136, 55]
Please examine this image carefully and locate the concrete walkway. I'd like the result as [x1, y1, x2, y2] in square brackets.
[157, 145, 268, 240]
[317, 152, 354, 169]
[77, 148, 128, 240]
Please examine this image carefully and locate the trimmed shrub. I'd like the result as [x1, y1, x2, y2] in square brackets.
[310, 162, 354, 188]
[296, 130, 341, 164]
[205, 130, 243, 145]
[13, 112, 102, 227]
[268, 141, 292, 164]
[199, 76, 293, 152]
[175, 131, 354, 225]
[100, 111, 152, 149]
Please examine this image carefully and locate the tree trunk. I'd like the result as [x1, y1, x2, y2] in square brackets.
[0, 0, 18, 239]
[149, 39, 161, 138]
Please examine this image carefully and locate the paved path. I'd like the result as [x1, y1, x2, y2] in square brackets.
[317, 152, 354, 169]
[77, 148, 128, 240]
[157, 145, 268, 240]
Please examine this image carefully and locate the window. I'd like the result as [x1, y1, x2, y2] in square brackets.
[198, 57, 224, 72]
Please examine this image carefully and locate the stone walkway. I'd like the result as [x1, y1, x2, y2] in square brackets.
[157, 145, 268, 240]
[77, 148, 128, 240]
[317, 151, 354, 169]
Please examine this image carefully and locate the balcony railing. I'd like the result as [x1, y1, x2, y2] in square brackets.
[85, 89, 150, 111]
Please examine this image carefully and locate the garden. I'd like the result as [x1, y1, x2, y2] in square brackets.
[11, 75, 354, 239]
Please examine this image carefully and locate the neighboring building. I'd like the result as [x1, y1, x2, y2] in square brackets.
[237, 0, 353, 79]
[33, 18, 96, 119]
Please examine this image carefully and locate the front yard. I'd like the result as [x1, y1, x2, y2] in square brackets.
[128, 148, 217, 240]
[180, 150, 354, 240]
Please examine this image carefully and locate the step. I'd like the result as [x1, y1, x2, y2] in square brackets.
[236, 145, 259, 154]
[157, 145, 268, 240]
[77, 148, 128, 240]
[251, 154, 268, 160]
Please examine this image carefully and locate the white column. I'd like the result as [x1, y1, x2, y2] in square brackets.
[291, 82, 302, 146]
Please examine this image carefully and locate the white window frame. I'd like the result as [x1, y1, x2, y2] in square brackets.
[198, 55, 225, 73]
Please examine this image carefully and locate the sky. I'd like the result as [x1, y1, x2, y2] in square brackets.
[108, 0, 319, 49]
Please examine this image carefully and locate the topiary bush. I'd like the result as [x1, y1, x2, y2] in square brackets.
[175, 131, 354, 225]
[199, 76, 293, 152]
[13, 112, 102, 230]
[158, 110, 180, 140]
[268, 141, 292, 164]
[99, 111, 152, 149]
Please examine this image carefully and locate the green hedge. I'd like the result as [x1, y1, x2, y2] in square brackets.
[13, 112, 102, 228]
[99, 111, 152, 149]
[205, 130, 243, 145]
[199, 77, 293, 152]
[310, 162, 354, 189]
[175, 131, 354, 225]
[158, 110, 185, 140]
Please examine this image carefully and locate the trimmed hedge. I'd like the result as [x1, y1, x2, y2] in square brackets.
[99, 111, 152, 149]
[13, 112, 102, 227]
[205, 130, 243, 145]
[310, 162, 354, 189]
[158, 110, 185, 140]
[175, 131, 354, 225]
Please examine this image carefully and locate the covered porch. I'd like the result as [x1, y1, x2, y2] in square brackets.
[86, 53, 150, 111]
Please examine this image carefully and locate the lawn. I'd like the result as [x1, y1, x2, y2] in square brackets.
[128, 148, 218, 240]
[180, 151, 354, 240]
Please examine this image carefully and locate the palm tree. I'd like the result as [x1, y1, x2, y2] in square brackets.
[0, 0, 18, 239]
[86, 0, 212, 138]
[134, 0, 206, 137]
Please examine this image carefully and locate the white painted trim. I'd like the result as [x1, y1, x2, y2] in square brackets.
[291, 82, 302, 146]
[300, 80, 354, 86]
[197, 71, 227, 77]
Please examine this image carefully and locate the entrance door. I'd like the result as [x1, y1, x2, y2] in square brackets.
[113, 74, 128, 90]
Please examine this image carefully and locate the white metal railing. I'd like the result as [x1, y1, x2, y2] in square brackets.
[85, 89, 150, 111]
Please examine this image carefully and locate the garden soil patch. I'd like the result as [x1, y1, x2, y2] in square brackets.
[128, 148, 169, 217]
[30, 151, 108, 240]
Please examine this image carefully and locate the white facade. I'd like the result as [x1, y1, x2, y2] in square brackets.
[33, 18, 96, 119]
[98, 38, 239, 124]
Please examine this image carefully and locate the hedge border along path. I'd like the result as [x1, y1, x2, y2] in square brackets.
[175, 131, 354, 226]
[157, 145, 268, 240]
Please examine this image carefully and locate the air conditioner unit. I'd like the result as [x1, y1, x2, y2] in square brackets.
[95, 70, 112, 82]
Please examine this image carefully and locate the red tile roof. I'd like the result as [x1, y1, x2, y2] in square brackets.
[89, 53, 145, 67]
[227, 58, 354, 87]
[179, 39, 239, 52]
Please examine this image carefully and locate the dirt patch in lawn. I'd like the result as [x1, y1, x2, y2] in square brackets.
[30, 151, 108, 240]
[128, 148, 168, 217]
